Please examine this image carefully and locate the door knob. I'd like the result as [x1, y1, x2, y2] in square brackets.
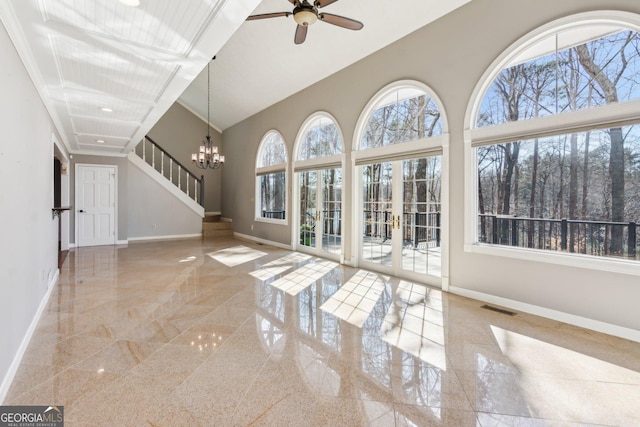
[79, 209, 85, 213]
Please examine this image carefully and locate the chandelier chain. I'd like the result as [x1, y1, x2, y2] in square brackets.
[191, 57, 224, 170]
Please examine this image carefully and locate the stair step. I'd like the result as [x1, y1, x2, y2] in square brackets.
[202, 222, 232, 230]
[202, 219, 232, 238]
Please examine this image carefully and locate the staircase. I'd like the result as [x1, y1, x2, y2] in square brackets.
[134, 135, 204, 207]
[202, 215, 233, 239]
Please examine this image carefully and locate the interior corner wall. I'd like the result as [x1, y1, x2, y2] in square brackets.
[69, 155, 129, 244]
[221, 0, 640, 334]
[148, 103, 222, 214]
[0, 20, 60, 397]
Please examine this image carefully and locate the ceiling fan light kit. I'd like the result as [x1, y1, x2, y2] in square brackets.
[294, 9, 318, 26]
[247, 0, 363, 44]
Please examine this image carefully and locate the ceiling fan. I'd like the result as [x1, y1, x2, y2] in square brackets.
[246, 0, 364, 45]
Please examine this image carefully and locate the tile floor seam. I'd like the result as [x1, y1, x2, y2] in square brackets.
[8, 239, 640, 425]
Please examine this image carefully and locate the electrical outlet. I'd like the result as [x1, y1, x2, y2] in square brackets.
[152, 223, 157, 230]
[251, 224, 254, 230]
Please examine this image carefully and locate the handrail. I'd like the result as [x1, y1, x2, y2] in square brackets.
[144, 136, 201, 184]
[135, 136, 205, 206]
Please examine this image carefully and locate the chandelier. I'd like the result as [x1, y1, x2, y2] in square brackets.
[192, 59, 224, 169]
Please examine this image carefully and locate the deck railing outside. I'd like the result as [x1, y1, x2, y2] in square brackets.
[478, 214, 638, 259]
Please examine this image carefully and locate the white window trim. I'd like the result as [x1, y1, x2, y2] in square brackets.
[255, 130, 288, 225]
[256, 164, 287, 176]
[463, 11, 640, 275]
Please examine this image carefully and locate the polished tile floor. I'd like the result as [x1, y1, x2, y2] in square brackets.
[5, 237, 640, 426]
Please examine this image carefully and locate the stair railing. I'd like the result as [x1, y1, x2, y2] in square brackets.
[135, 136, 204, 206]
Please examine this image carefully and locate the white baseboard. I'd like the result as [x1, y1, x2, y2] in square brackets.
[448, 286, 640, 343]
[0, 270, 59, 404]
[128, 233, 202, 242]
[220, 217, 233, 223]
[234, 232, 292, 250]
[205, 211, 222, 217]
[116, 240, 128, 245]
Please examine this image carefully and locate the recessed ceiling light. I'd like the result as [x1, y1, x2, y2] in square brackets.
[96, 139, 105, 144]
[100, 107, 113, 112]
[119, 0, 140, 7]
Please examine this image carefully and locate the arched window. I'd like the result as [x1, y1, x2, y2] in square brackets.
[293, 113, 344, 257]
[353, 81, 449, 287]
[465, 11, 640, 273]
[359, 85, 443, 150]
[255, 130, 287, 223]
[296, 114, 343, 160]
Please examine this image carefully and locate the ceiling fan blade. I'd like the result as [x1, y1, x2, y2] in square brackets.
[318, 13, 363, 30]
[314, 0, 339, 8]
[246, 12, 291, 21]
[294, 24, 308, 44]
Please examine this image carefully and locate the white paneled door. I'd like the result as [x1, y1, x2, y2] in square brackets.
[76, 165, 116, 247]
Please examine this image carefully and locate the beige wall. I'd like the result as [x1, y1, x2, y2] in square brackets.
[148, 103, 222, 214]
[0, 20, 61, 399]
[127, 161, 203, 239]
[221, 0, 640, 334]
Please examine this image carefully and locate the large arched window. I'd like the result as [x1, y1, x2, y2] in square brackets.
[293, 113, 344, 257]
[256, 130, 287, 223]
[354, 81, 449, 288]
[465, 11, 640, 273]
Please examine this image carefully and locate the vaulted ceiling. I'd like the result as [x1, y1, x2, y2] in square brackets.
[0, 0, 471, 156]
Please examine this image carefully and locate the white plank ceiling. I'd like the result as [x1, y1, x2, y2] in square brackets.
[0, 0, 470, 156]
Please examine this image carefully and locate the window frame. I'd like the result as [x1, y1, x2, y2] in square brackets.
[463, 11, 640, 276]
[292, 112, 345, 257]
[352, 80, 451, 289]
[255, 130, 288, 225]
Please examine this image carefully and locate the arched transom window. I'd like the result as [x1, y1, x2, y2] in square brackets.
[296, 114, 343, 160]
[477, 25, 640, 127]
[360, 86, 443, 150]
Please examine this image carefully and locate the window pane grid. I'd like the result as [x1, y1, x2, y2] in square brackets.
[362, 163, 393, 266]
[322, 168, 342, 255]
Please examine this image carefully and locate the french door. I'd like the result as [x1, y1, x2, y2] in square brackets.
[297, 167, 342, 259]
[359, 155, 442, 284]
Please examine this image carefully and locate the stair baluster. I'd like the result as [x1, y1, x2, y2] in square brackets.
[134, 136, 205, 207]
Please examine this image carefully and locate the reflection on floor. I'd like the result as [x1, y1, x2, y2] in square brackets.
[320, 270, 385, 328]
[207, 245, 267, 267]
[4, 237, 640, 426]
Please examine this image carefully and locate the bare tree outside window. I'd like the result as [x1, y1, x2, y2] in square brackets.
[476, 28, 640, 259]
